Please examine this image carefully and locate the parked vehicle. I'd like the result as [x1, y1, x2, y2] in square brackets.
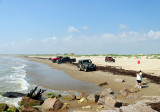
[50, 56, 63, 63]
[105, 56, 115, 62]
[78, 59, 96, 72]
[57, 57, 76, 64]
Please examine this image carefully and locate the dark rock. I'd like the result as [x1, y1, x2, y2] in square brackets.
[0, 103, 9, 111]
[41, 98, 63, 111]
[20, 104, 40, 112]
[99, 82, 108, 87]
[2, 92, 25, 98]
[20, 96, 43, 106]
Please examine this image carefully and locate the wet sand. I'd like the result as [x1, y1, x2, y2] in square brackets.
[23, 56, 160, 104]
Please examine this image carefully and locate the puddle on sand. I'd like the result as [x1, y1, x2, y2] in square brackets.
[24, 60, 103, 94]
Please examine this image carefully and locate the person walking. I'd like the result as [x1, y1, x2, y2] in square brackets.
[136, 70, 142, 89]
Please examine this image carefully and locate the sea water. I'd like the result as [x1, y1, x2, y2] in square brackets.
[0, 55, 29, 106]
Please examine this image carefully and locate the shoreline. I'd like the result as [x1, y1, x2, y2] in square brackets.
[22, 56, 160, 104]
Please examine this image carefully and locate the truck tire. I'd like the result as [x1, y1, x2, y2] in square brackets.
[84, 68, 88, 72]
[78, 67, 81, 71]
[52, 60, 56, 63]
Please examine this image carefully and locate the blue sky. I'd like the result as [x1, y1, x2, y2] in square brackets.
[0, 0, 160, 54]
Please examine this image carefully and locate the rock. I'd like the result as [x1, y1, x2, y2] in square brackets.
[98, 88, 114, 105]
[101, 88, 114, 95]
[41, 98, 63, 111]
[104, 96, 122, 109]
[120, 88, 130, 97]
[99, 108, 120, 112]
[99, 82, 108, 87]
[61, 94, 76, 101]
[78, 97, 87, 103]
[20, 96, 43, 106]
[20, 104, 40, 112]
[126, 94, 140, 99]
[99, 102, 157, 112]
[8, 106, 19, 112]
[82, 105, 92, 109]
[87, 94, 95, 102]
[2, 92, 25, 98]
[0, 103, 9, 111]
[73, 110, 92, 112]
[120, 102, 157, 112]
[80, 93, 88, 98]
[76, 93, 88, 100]
[114, 78, 125, 82]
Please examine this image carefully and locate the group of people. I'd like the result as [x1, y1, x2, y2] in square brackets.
[136, 70, 142, 89]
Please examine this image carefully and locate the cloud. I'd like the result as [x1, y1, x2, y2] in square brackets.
[41, 37, 57, 42]
[82, 26, 89, 30]
[1, 30, 160, 54]
[62, 35, 72, 41]
[148, 30, 160, 40]
[67, 26, 79, 33]
[119, 24, 129, 29]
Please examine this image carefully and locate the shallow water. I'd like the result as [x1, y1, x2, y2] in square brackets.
[25, 60, 103, 94]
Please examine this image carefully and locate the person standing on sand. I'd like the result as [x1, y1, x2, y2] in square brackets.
[136, 70, 142, 89]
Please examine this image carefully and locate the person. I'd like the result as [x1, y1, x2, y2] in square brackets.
[136, 70, 142, 89]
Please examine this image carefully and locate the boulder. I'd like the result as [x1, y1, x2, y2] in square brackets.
[98, 88, 114, 105]
[41, 98, 63, 111]
[61, 94, 76, 101]
[87, 94, 95, 102]
[2, 92, 25, 98]
[114, 78, 125, 82]
[100, 88, 114, 96]
[20, 96, 43, 106]
[120, 102, 157, 112]
[99, 102, 157, 112]
[20, 104, 40, 112]
[120, 88, 130, 97]
[104, 96, 122, 109]
[87, 94, 99, 103]
[0, 103, 9, 111]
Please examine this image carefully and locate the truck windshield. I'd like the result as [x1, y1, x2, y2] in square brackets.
[83, 60, 91, 63]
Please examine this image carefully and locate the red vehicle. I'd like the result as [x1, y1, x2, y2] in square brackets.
[49, 56, 63, 63]
[105, 56, 115, 62]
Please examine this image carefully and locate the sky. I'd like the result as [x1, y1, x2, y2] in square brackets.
[0, 0, 160, 54]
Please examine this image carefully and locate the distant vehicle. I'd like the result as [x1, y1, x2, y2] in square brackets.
[50, 56, 63, 63]
[78, 59, 96, 72]
[57, 57, 76, 64]
[105, 56, 115, 62]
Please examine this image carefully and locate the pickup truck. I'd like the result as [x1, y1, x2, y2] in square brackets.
[57, 57, 76, 64]
[49, 56, 63, 63]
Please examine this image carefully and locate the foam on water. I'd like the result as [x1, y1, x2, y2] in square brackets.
[0, 56, 30, 106]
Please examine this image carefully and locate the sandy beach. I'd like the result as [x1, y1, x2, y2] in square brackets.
[23, 55, 160, 105]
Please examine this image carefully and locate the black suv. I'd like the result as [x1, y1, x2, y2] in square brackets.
[57, 57, 76, 64]
[78, 59, 96, 72]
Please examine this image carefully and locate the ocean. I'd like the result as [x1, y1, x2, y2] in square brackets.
[0, 55, 29, 106]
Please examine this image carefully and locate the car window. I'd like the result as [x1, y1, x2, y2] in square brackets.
[83, 60, 91, 63]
